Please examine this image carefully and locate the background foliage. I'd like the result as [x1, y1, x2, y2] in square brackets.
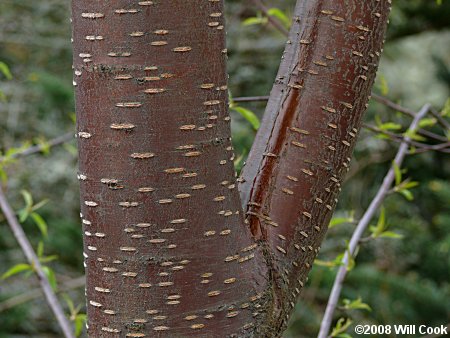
[0, 0, 449, 337]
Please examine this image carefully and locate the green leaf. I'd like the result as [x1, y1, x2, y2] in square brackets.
[378, 208, 386, 228]
[346, 250, 355, 272]
[42, 266, 58, 291]
[63, 143, 78, 156]
[267, 8, 290, 28]
[314, 259, 341, 268]
[377, 74, 389, 96]
[34, 137, 51, 155]
[231, 106, 260, 130]
[379, 122, 402, 131]
[74, 313, 87, 337]
[370, 208, 404, 239]
[379, 231, 404, 239]
[31, 198, 49, 212]
[40, 255, 58, 263]
[418, 117, 437, 128]
[18, 208, 30, 223]
[37, 241, 44, 258]
[243, 16, 268, 26]
[393, 162, 402, 186]
[31, 212, 48, 238]
[331, 318, 353, 337]
[0, 61, 13, 80]
[404, 129, 426, 142]
[63, 293, 75, 314]
[371, 207, 386, 237]
[336, 334, 353, 338]
[5, 143, 29, 158]
[1, 263, 32, 279]
[228, 90, 234, 107]
[342, 297, 372, 312]
[68, 112, 77, 124]
[315, 249, 352, 269]
[441, 98, 450, 117]
[398, 189, 414, 201]
[402, 181, 419, 189]
[0, 168, 7, 184]
[234, 152, 245, 170]
[329, 217, 352, 228]
[21, 190, 33, 209]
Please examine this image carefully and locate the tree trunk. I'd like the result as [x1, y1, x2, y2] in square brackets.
[72, 0, 390, 337]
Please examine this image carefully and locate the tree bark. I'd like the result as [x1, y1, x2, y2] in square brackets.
[72, 0, 390, 336]
[239, 0, 391, 332]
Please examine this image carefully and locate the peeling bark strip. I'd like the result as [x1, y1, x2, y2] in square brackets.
[73, 1, 270, 336]
[240, 0, 391, 331]
[72, 0, 390, 336]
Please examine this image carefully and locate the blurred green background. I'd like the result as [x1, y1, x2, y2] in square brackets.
[0, 0, 449, 337]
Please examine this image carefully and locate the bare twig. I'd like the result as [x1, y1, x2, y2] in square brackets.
[317, 104, 431, 338]
[414, 142, 450, 154]
[233, 95, 448, 143]
[371, 93, 447, 142]
[371, 93, 415, 117]
[363, 123, 450, 154]
[430, 108, 450, 131]
[0, 132, 74, 163]
[0, 185, 75, 338]
[0, 275, 85, 313]
[372, 94, 450, 132]
[233, 95, 270, 103]
[250, 0, 289, 36]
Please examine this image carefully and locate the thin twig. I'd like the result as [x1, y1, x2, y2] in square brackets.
[430, 108, 450, 131]
[233, 95, 448, 143]
[0, 132, 74, 163]
[0, 276, 85, 313]
[363, 123, 450, 154]
[0, 185, 74, 338]
[373, 93, 450, 133]
[317, 104, 431, 338]
[371, 93, 415, 117]
[233, 95, 270, 103]
[250, 0, 289, 36]
[371, 93, 447, 142]
[413, 141, 450, 154]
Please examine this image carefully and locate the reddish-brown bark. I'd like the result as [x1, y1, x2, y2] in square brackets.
[239, 0, 391, 329]
[72, 0, 390, 336]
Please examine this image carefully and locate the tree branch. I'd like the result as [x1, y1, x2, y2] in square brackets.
[0, 185, 74, 338]
[0, 276, 85, 313]
[72, 1, 270, 335]
[430, 108, 450, 131]
[250, 0, 289, 36]
[233, 95, 448, 143]
[370, 93, 415, 117]
[233, 95, 270, 103]
[317, 104, 431, 338]
[239, 0, 392, 331]
[363, 123, 450, 154]
[0, 132, 74, 163]
[371, 93, 448, 142]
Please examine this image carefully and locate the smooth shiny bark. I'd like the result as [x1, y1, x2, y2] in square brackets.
[239, 0, 391, 330]
[72, 0, 391, 336]
[73, 1, 269, 336]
